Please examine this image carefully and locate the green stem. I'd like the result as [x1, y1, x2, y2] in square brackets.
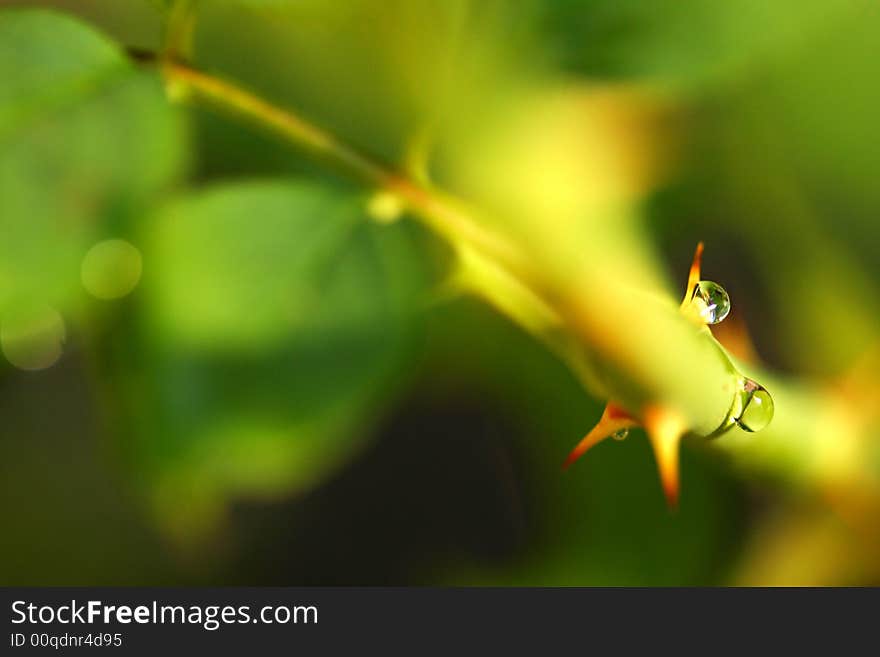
[128, 52, 877, 512]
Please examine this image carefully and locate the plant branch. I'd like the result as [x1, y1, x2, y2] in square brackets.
[127, 50, 878, 514]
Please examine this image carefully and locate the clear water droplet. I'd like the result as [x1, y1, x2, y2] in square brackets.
[708, 375, 775, 438]
[690, 280, 730, 325]
[612, 428, 629, 441]
[733, 378, 775, 432]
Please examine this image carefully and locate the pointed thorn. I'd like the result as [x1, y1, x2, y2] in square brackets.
[643, 404, 687, 509]
[680, 241, 704, 308]
[563, 401, 638, 470]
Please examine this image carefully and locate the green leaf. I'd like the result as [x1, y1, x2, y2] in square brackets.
[0, 10, 119, 125]
[0, 9, 186, 323]
[146, 182, 380, 350]
[118, 181, 427, 537]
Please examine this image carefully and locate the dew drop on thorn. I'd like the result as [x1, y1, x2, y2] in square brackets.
[690, 280, 731, 325]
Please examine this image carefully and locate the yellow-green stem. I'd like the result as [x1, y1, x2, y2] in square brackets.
[128, 53, 876, 516]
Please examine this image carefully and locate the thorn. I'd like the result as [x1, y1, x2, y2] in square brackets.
[563, 401, 638, 470]
[680, 241, 704, 308]
[643, 404, 687, 509]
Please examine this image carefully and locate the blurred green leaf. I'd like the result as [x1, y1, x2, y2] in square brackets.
[0, 8, 186, 323]
[0, 9, 118, 116]
[116, 181, 428, 536]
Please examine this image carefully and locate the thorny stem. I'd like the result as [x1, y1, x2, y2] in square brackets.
[127, 50, 879, 531]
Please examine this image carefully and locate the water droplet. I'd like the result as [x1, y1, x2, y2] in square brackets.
[612, 428, 629, 441]
[733, 378, 775, 432]
[708, 375, 775, 438]
[689, 280, 730, 325]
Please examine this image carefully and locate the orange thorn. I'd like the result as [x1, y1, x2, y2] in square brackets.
[563, 401, 638, 470]
[643, 405, 687, 509]
[680, 241, 704, 308]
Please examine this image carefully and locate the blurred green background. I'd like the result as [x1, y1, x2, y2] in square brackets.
[1, 0, 878, 585]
